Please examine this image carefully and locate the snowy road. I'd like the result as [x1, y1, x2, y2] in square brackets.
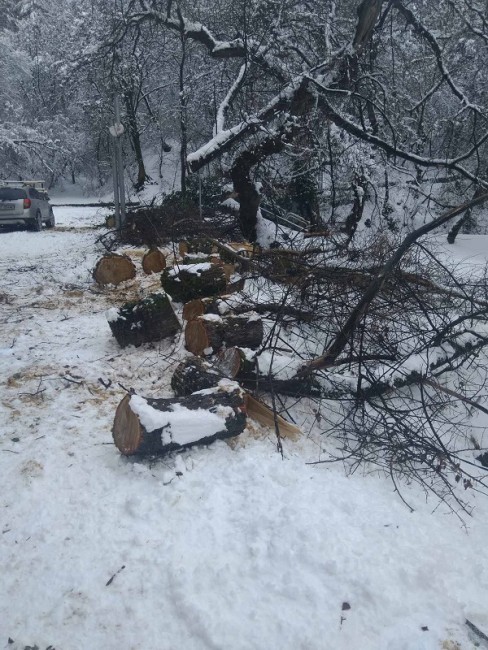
[1, 216, 488, 650]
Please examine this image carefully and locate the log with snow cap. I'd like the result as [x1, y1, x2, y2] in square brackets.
[112, 380, 247, 456]
[161, 263, 226, 302]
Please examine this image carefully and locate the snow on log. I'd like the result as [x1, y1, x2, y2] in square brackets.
[142, 248, 167, 274]
[107, 292, 181, 348]
[161, 263, 227, 302]
[184, 313, 263, 356]
[93, 253, 136, 285]
[216, 347, 322, 397]
[171, 357, 224, 397]
[112, 382, 246, 456]
[182, 294, 233, 321]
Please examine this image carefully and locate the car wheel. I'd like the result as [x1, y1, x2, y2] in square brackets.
[46, 208, 55, 229]
[31, 210, 43, 232]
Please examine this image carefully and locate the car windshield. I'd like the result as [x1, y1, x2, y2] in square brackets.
[0, 188, 27, 200]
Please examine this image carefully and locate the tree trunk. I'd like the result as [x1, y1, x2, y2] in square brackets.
[179, 31, 188, 196]
[124, 92, 148, 191]
[112, 386, 246, 456]
[108, 293, 181, 348]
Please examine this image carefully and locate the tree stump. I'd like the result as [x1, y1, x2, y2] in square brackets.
[112, 384, 246, 456]
[161, 263, 226, 302]
[107, 292, 181, 348]
[184, 313, 263, 356]
[171, 357, 225, 397]
[93, 253, 136, 285]
[142, 248, 166, 274]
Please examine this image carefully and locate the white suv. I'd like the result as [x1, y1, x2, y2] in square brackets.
[0, 181, 55, 231]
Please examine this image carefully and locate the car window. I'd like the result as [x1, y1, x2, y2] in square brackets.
[29, 188, 39, 199]
[0, 188, 27, 200]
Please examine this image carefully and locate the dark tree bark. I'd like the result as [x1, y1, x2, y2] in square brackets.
[161, 264, 227, 302]
[124, 92, 149, 191]
[112, 387, 246, 456]
[108, 293, 181, 348]
[184, 314, 263, 356]
[171, 356, 224, 397]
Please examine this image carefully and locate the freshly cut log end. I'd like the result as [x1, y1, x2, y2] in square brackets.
[171, 357, 224, 397]
[183, 295, 228, 320]
[93, 253, 136, 286]
[142, 248, 166, 274]
[184, 317, 224, 356]
[216, 347, 255, 379]
[161, 264, 227, 302]
[112, 394, 144, 455]
[108, 292, 181, 348]
[182, 298, 206, 322]
[184, 313, 263, 357]
[112, 385, 247, 456]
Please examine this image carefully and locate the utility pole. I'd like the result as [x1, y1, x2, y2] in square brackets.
[109, 95, 126, 230]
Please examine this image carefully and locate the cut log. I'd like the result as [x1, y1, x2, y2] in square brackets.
[107, 292, 181, 348]
[171, 357, 224, 397]
[184, 313, 263, 356]
[142, 248, 166, 274]
[216, 347, 256, 378]
[112, 384, 246, 456]
[216, 347, 322, 397]
[182, 298, 207, 321]
[183, 294, 229, 320]
[161, 263, 227, 302]
[184, 316, 225, 356]
[93, 253, 136, 286]
[179, 238, 215, 258]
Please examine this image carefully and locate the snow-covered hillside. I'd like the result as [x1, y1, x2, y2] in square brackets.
[1, 208, 488, 650]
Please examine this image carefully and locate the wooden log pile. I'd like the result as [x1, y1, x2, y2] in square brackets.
[112, 359, 301, 457]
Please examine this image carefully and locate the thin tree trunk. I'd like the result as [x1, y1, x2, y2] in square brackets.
[179, 31, 188, 196]
[124, 93, 148, 191]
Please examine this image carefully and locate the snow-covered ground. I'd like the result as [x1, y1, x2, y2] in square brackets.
[1, 212, 488, 650]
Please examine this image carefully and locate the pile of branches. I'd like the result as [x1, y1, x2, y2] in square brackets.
[116, 202, 240, 248]
[218, 212, 488, 512]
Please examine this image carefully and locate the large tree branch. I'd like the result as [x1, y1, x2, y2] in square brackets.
[298, 190, 488, 376]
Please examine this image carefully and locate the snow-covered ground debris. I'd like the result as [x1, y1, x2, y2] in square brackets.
[0, 209, 488, 649]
